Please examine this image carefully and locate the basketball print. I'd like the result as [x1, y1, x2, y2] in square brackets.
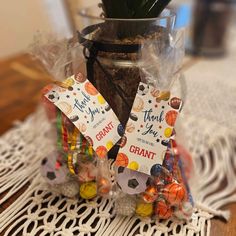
[165, 110, 178, 127]
[84, 81, 98, 96]
[115, 153, 129, 167]
[96, 146, 107, 158]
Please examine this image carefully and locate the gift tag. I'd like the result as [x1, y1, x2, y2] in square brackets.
[45, 73, 122, 158]
[116, 82, 182, 175]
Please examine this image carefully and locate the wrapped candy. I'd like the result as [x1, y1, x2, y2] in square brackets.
[40, 107, 112, 200]
[113, 28, 193, 220]
[115, 194, 137, 216]
[135, 200, 154, 217]
[154, 199, 173, 219]
[96, 155, 112, 196]
[33, 36, 112, 200]
[114, 142, 194, 219]
[33, 28, 193, 221]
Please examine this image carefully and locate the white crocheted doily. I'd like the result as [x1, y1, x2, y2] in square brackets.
[1, 29, 236, 236]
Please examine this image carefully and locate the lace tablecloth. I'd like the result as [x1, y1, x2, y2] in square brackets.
[1, 30, 236, 236]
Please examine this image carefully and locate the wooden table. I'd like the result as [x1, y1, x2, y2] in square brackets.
[0, 54, 235, 236]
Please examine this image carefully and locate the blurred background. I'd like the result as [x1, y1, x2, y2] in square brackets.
[0, 0, 96, 58]
[0, 0, 236, 59]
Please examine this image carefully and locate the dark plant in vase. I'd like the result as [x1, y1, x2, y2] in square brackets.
[78, 0, 174, 158]
[100, 0, 171, 38]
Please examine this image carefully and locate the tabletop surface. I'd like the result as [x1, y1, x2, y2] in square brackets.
[0, 53, 235, 236]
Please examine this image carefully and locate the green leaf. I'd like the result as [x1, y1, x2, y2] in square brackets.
[133, 0, 158, 18]
[102, 0, 131, 18]
[101, 0, 172, 19]
[146, 0, 172, 17]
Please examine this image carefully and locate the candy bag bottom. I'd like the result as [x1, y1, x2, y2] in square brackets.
[114, 140, 194, 220]
[40, 102, 112, 200]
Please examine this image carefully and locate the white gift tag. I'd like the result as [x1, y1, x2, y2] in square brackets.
[45, 73, 122, 158]
[116, 82, 182, 175]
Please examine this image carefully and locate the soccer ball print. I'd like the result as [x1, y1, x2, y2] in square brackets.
[116, 166, 149, 195]
[40, 150, 69, 185]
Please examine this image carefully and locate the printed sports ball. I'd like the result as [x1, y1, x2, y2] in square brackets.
[116, 167, 149, 194]
[137, 84, 149, 96]
[156, 91, 170, 102]
[163, 182, 186, 205]
[63, 77, 75, 87]
[84, 81, 98, 96]
[77, 122, 87, 133]
[170, 97, 182, 110]
[150, 88, 160, 98]
[165, 110, 178, 127]
[132, 97, 144, 112]
[97, 95, 105, 105]
[125, 122, 135, 133]
[106, 141, 114, 151]
[75, 72, 86, 83]
[117, 124, 125, 136]
[40, 151, 69, 185]
[47, 90, 60, 103]
[150, 164, 163, 176]
[57, 102, 72, 115]
[164, 127, 173, 138]
[115, 153, 129, 167]
[96, 146, 107, 158]
[117, 135, 127, 148]
[42, 85, 57, 120]
[128, 161, 139, 171]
